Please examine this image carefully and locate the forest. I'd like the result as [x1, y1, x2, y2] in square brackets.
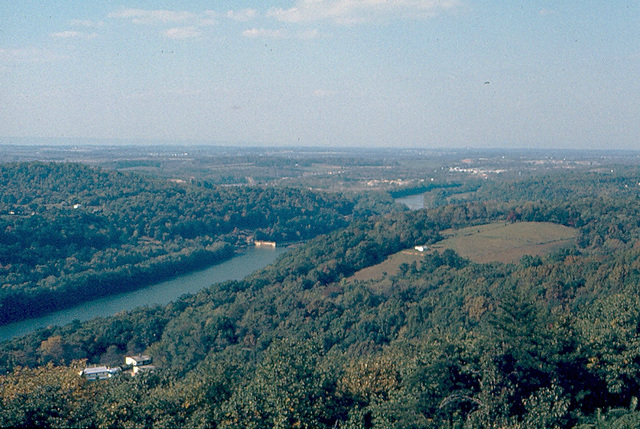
[0, 162, 401, 324]
[2, 152, 640, 428]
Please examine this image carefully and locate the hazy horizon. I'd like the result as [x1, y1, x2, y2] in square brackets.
[1, 1, 638, 151]
[3, 136, 640, 159]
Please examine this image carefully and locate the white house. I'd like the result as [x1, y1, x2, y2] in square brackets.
[125, 355, 152, 366]
[126, 355, 155, 375]
[132, 364, 156, 375]
[79, 355, 156, 380]
[79, 366, 121, 381]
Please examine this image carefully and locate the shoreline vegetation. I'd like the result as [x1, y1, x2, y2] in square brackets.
[0, 242, 234, 326]
[0, 161, 401, 327]
[5, 150, 640, 427]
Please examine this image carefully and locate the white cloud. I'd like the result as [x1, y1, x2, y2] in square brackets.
[226, 9, 257, 22]
[242, 28, 289, 39]
[70, 19, 104, 28]
[164, 27, 200, 40]
[268, 0, 459, 25]
[109, 8, 196, 25]
[0, 47, 66, 64]
[108, 8, 220, 30]
[297, 29, 322, 39]
[241, 28, 322, 40]
[201, 10, 218, 26]
[51, 30, 99, 39]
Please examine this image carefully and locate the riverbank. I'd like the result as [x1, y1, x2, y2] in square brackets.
[0, 246, 286, 341]
[0, 243, 236, 326]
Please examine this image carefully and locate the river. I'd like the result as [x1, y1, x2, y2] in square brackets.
[2, 197, 419, 342]
[396, 193, 425, 210]
[0, 246, 286, 342]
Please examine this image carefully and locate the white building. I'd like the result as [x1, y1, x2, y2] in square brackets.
[126, 355, 155, 376]
[132, 364, 156, 375]
[125, 355, 152, 366]
[79, 366, 121, 381]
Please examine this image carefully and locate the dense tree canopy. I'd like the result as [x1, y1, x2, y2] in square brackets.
[3, 163, 640, 427]
[0, 162, 401, 324]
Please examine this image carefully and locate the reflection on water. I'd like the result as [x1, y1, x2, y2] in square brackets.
[396, 193, 425, 210]
[0, 247, 285, 341]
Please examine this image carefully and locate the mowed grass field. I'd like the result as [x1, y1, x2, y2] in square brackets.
[349, 221, 577, 282]
[434, 221, 578, 264]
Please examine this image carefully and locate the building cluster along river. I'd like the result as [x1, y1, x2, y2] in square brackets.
[0, 247, 285, 341]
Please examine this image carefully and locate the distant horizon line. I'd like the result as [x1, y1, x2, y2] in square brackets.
[1, 136, 639, 155]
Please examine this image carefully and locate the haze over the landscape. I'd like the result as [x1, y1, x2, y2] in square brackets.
[1, 1, 638, 150]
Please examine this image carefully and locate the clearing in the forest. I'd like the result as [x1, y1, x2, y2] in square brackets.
[349, 221, 577, 282]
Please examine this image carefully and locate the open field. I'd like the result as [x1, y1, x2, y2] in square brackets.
[434, 221, 578, 264]
[349, 221, 577, 282]
[348, 251, 425, 283]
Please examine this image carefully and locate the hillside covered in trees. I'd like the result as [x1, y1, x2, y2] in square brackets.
[0, 162, 400, 324]
[2, 156, 640, 428]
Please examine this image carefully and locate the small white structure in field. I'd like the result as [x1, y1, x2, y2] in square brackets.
[414, 245, 428, 252]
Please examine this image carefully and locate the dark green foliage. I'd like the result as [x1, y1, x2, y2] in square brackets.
[0, 162, 398, 324]
[4, 166, 640, 427]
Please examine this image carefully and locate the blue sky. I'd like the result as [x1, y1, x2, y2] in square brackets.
[1, 1, 638, 149]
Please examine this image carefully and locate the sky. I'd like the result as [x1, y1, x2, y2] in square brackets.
[0, 1, 638, 150]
